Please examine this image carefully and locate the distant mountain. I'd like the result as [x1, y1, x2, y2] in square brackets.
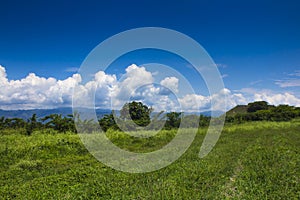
[200, 110, 225, 117]
[181, 110, 225, 117]
[226, 105, 248, 116]
[225, 101, 292, 116]
[0, 107, 224, 119]
[4, 101, 293, 120]
[0, 108, 111, 120]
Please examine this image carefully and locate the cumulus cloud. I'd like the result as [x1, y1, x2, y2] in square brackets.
[179, 94, 209, 112]
[254, 92, 300, 106]
[112, 64, 153, 100]
[160, 77, 179, 94]
[47, 74, 82, 104]
[0, 65, 81, 110]
[238, 87, 300, 107]
[73, 70, 117, 109]
[0, 65, 8, 85]
[178, 88, 248, 112]
[1, 64, 300, 111]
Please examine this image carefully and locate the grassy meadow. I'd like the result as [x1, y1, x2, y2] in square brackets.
[0, 120, 300, 199]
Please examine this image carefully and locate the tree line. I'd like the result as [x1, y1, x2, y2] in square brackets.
[0, 101, 299, 135]
[98, 102, 211, 132]
[226, 101, 300, 123]
[98, 101, 300, 131]
[0, 113, 76, 135]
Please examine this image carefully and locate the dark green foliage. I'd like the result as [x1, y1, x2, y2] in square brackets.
[199, 114, 211, 127]
[9, 118, 26, 129]
[146, 111, 165, 130]
[41, 114, 76, 133]
[180, 114, 199, 128]
[1, 113, 76, 135]
[120, 101, 152, 126]
[270, 104, 297, 121]
[226, 101, 300, 123]
[247, 101, 270, 112]
[73, 118, 99, 134]
[26, 114, 42, 136]
[0, 121, 299, 199]
[1, 101, 299, 135]
[0, 117, 26, 130]
[0, 116, 4, 129]
[164, 112, 181, 129]
[99, 113, 118, 132]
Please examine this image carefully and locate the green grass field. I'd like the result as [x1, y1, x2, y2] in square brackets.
[1, 120, 300, 199]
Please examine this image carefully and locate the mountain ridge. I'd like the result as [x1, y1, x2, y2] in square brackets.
[0, 107, 223, 119]
[0, 108, 111, 120]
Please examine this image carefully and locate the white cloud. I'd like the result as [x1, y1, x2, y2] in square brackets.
[215, 63, 227, 68]
[65, 67, 79, 73]
[275, 70, 300, 88]
[288, 70, 300, 77]
[179, 94, 209, 112]
[238, 87, 300, 107]
[249, 80, 263, 86]
[73, 70, 117, 109]
[112, 64, 153, 101]
[1, 64, 300, 111]
[178, 88, 248, 112]
[221, 74, 229, 78]
[178, 87, 300, 112]
[47, 74, 82, 104]
[160, 77, 179, 94]
[0, 65, 8, 85]
[254, 92, 300, 107]
[0, 65, 81, 109]
[275, 79, 300, 87]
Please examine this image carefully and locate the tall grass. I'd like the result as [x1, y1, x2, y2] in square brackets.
[0, 120, 299, 199]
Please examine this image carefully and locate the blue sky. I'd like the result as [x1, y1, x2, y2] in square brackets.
[0, 0, 300, 110]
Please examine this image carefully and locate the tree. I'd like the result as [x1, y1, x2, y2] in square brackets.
[10, 118, 26, 129]
[120, 101, 152, 126]
[41, 114, 76, 133]
[180, 114, 201, 128]
[0, 117, 5, 130]
[295, 107, 300, 117]
[26, 114, 41, 135]
[199, 115, 210, 127]
[99, 113, 117, 132]
[165, 112, 181, 129]
[247, 101, 269, 113]
[146, 111, 165, 130]
[270, 104, 295, 121]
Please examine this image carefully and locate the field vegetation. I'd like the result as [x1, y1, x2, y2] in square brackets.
[0, 121, 299, 199]
[0, 101, 299, 199]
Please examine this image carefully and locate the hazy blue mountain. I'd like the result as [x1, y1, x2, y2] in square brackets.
[0, 108, 111, 120]
[0, 107, 223, 120]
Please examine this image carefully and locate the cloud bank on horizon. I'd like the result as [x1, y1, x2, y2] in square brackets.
[0, 64, 300, 111]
